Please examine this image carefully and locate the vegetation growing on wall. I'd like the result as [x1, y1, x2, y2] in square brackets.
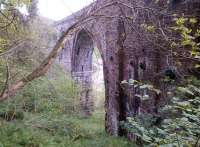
[121, 12, 200, 146]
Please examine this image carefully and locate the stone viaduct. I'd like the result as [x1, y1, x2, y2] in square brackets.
[53, 0, 200, 136]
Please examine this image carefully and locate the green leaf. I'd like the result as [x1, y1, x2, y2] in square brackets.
[142, 134, 152, 142]
[189, 18, 197, 24]
[128, 79, 139, 85]
[139, 84, 153, 89]
[141, 95, 150, 101]
[177, 87, 194, 95]
[121, 80, 128, 84]
[195, 64, 200, 68]
[176, 101, 190, 107]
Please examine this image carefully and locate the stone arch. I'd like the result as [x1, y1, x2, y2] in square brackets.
[72, 29, 94, 72]
[71, 28, 104, 117]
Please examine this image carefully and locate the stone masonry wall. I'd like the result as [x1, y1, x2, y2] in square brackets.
[54, 0, 200, 136]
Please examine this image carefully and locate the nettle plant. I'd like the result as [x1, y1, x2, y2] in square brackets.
[121, 78, 200, 146]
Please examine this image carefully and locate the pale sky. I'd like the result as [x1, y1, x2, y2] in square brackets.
[38, 0, 94, 20]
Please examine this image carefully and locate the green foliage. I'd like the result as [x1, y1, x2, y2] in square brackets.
[1, 0, 31, 6]
[0, 0, 30, 43]
[121, 10, 200, 146]
[121, 78, 200, 146]
[140, 24, 156, 33]
[0, 38, 9, 53]
[171, 16, 200, 60]
[121, 79, 161, 101]
[0, 66, 79, 115]
[0, 60, 135, 147]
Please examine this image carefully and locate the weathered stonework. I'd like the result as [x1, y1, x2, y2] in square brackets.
[54, 0, 200, 136]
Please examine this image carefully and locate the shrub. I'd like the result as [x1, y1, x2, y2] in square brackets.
[121, 77, 200, 146]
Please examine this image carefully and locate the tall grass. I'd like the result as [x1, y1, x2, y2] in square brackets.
[0, 62, 136, 147]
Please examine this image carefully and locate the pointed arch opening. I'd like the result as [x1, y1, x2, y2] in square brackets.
[71, 29, 105, 118]
[72, 29, 94, 73]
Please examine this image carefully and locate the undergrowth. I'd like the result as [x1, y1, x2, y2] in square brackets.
[0, 64, 136, 147]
